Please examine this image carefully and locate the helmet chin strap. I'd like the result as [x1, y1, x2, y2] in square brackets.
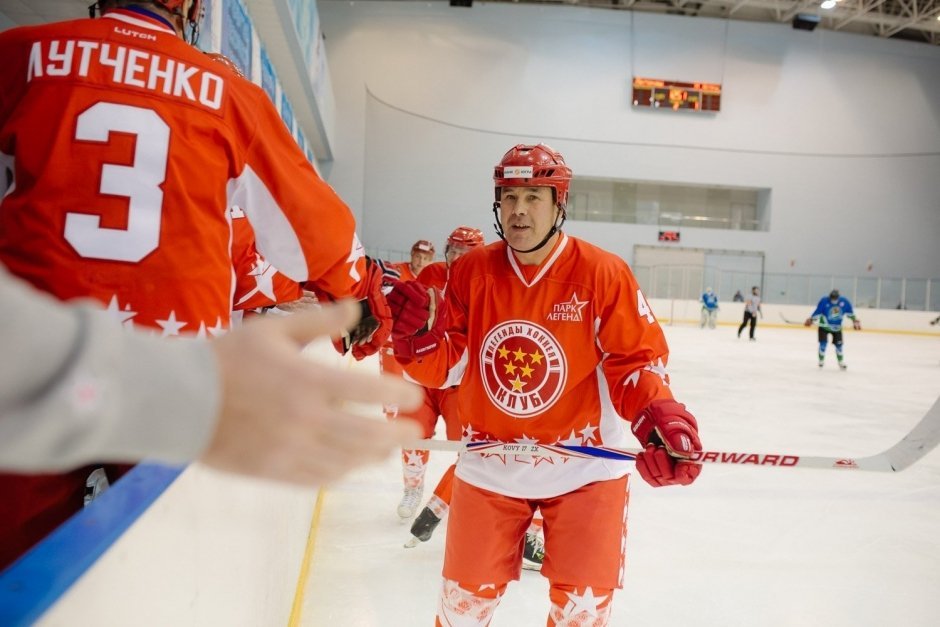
[492, 203, 566, 255]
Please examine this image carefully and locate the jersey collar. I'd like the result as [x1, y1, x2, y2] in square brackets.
[102, 7, 178, 36]
[506, 232, 569, 288]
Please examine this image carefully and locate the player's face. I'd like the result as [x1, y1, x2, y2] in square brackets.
[499, 186, 559, 253]
[410, 250, 433, 274]
[445, 244, 473, 267]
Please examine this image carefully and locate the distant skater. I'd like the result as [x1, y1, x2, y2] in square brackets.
[805, 289, 861, 369]
[737, 286, 762, 341]
[700, 287, 719, 329]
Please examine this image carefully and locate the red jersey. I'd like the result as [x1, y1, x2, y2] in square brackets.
[376, 258, 421, 383]
[386, 261, 419, 283]
[404, 234, 673, 498]
[230, 207, 302, 312]
[415, 261, 448, 292]
[0, 10, 367, 334]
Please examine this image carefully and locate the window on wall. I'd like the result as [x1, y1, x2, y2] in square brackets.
[566, 178, 768, 232]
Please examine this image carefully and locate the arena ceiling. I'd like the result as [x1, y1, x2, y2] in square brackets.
[476, 0, 940, 45]
[0, 0, 936, 45]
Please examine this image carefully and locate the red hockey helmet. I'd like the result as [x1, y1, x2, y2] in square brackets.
[493, 144, 572, 210]
[447, 226, 484, 250]
[411, 239, 436, 255]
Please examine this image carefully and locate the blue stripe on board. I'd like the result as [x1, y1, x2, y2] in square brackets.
[0, 463, 184, 626]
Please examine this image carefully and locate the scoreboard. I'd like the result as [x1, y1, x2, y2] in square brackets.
[658, 230, 681, 242]
[632, 77, 721, 112]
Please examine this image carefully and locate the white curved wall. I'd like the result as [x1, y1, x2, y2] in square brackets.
[318, 1, 940, 278]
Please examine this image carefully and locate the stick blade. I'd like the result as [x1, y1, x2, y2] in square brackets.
[876, 397, 940, 472]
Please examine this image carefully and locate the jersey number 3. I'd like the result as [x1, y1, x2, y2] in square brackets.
[64, 103, 169, 263]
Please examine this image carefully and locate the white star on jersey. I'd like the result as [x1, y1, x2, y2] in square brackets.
[643, 357, 669, 384]
[234, 254, 278, 307]
[579, 424, 599, 443]
[346, 233, 365, 284]
[622, 370, 641, 388]
[557, 429, 583, 447]
[104, 294, 137, 328]
[207, 316, 226, 337]
[155, 310, 187, 337]
[461, 424, 480, 443]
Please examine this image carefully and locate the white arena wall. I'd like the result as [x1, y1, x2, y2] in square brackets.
[317, 1, 940, 280]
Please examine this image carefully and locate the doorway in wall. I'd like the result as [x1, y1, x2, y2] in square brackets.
[632, 245, 764, 302]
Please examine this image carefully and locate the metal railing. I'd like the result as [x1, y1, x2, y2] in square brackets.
[366, 247, 411, 264]
[366, 248, 940, 311]
[633, 265, 940, 311]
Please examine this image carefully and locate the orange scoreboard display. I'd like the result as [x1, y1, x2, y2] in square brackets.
[632, 77, 722, 112]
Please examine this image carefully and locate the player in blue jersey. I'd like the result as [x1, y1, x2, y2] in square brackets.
[805, 289, 862, 369]
[700, 287, 719, 329]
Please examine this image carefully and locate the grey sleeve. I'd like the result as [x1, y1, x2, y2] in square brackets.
[0, 267, 220, 471]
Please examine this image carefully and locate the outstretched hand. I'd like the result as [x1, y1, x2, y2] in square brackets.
[202, 300, 422, 485]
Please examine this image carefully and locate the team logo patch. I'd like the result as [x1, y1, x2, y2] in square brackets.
[480, 320, 567, 418]
[547, 292, 588, 322]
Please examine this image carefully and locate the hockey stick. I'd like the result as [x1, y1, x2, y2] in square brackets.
[779, 311, 809, 326]
[402, 396, 940, 472]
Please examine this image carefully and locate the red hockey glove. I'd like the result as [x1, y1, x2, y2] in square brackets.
[330, 257, 391, 360]
[804, 318, 813, 327]
[387, 280, 432, 337]
[852, 319, 862, 331]
[635, 444, 701, 487]
[387, 281, 445, 363]
[631, 399, 702, 488]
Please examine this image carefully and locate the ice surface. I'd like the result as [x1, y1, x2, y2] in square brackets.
[301, 324, 940, 626]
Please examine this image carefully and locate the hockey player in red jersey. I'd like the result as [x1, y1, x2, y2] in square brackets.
[393, 227, 484, 521]
[377, 239, 436, 413]
[0, 0, 390, 568]
[388, 144, 703, 625]
[402, 225, 545, 573]
[381, 239, 436, 285]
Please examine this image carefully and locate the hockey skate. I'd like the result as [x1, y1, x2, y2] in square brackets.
[522, 531, 544, 571]
[83, 467, 110, 507]
[404, 506, 442, 548]
[397, 485, 424, 520]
